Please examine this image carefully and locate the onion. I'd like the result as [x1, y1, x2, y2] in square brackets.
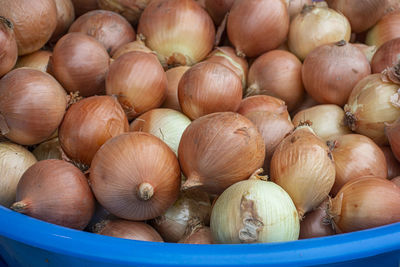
[112, 39, 153, 60]
[328, 176, 400, 233]
[237, 95, 290, 119]
[344, 72, 400, 145]
[302, 41, 371, 106]
[32, 138, 62, 161]
[0, 68, 67, 145]
[71, 0, 98, 17]
[50, 0, 75, 42]
[85, 202, 114, 232]
[270, 125, 336, 218]
[130, 108, 191, 155]
[371, 38, 400, 74]
[292, 104, 351, 141]
[366, 11, 400, 48]
[328, 134, 388, 196]
[0, 0, 57, 55]
[161, 66, 190, 112]
[68, 10, 136, 55]
[381, 146, 400, 179]
[106, 51, 167, 120]
[299, 199, 335, 239]
[179, 112, 265, 195]
[178, 62, 242, 120]
[94, 219, 163, 242]
[178, 224, 214, 244]
[151, 190, 211, 242]
[210, 174, 299, 243]
[205, 0, 234, 25]
[97, 0, 151, 25]
[49, 33, 110, 97]
[59, 96, 129, 166]
[288, 4, 351, 60]
[386, 117, 400, 161]
[14, 50, 52, 73]
[0, 142, 36, 207]
[287, 0, 313, 20]
[393, 176, 400, 187]
[227, 0, 289, 58]
[0, 17, 17, 77]
[90, 132, 181, 221]
[11, 160, 95, 230]
[353, 43, 377, 63]
[138, 0, 215, 66]
[289, 93, 319, 118]
[246, 50, 304, 111]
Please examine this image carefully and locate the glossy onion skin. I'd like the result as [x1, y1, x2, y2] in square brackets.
[299, 200, 335, 239]
[162, 66, 190, 112]
[0, 17, 18, 77]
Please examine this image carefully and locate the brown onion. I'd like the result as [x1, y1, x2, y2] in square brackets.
[138, 0, 215, 66]
[328, 134, 388, 196]
[386, 117, 400, 161]
[32, 138, 62, 161]
[287, 0, 313, 20]
[288, 5, 351, 60]
[205, 0, 234, 25]
[179, 112, 265, 195]
[14, 50, 52, 73]
[393, 176, 400, 187]
[161, 66, 190, 112]
[178, 224, 214, 244]
[302, 41, 371, 106]
[372, 38, 400, 73]
[270, 126, 336, 218]
[11, 160, 95, 230]
[97, 0, 151, 25]
[292, 105, 351, 141]
[328, 176, 400, 233]
[178, 62, 242, 120]
[90, 132, 181, 220]
[246, 50, 304, 111]
[50, 0, 75, 42]
[366, 11, 400, 48]
[0, 68, 67, 145]
[237, 95, 290, 118]
[299, 199, 335, 239]
[112, 39, 153, 60]
[0, 17, 17, 77]
[59, 96, 129, 166]
[289, 93, 319, 118]
[0, 0, 57, 55]
[106, 51, 167, 120]
[94, 219, 163, 242]
[381, 146, 400, 179]
[68, 10, 136, 55]
[353, 43, 377, 63]
[49, 33, 110, 97]
[227, 0, 289, 58]
[71, 0, 98, 17]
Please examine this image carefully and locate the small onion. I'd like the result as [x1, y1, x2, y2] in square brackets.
[112, 39, 153, 60]
[302, 41, 371, 106]
[353, 43, 377, 63]
[0, 68, 67, 145]
[210, 175, 299, 244]
[371, 37, 400, 73]
[11, 160, 95, 230]
[68, 10, 136, 55]
[386, 117, 400, 161]
[106, 51, 167, 120]
[71, 0, 98, 17]
[227, 0, 289, 58]
[246, 50, 304, 111]
[32, 138, 62, 161]
[292, 104, 351, 141]
[0, 17, 17, 77]
[237, 95, 290, 119]
[50, 0, 75, 42]
[138, 0, 215, 66]
[179, 112, 265, 195]
[328, 176, 400, 233]
[270, 126, 336, 218]
[130, 108, 191, 155]
[288, 5, 351, 60]
[328, 134, 388, 196]
[366, 11, 400, 48]
[393, 176, 400, 187]
[90, 132, 181, 221]
[162, 66, 190, 112]
[14, 50, 52, 73]
[381, 146, 400, 179]
[49, 33, 111, 97]
[59, 96, 129, 166]
[178, 62, 242, 120]
[205, 0, 234, 25]
[94, 219, 163, 242]
[97, 0, 151, 25]
[178, 224, 214, 244]
[0, 0, 57, 55]
[299, 199, 335, 239]
[287, 0, 313, 20]
[0, 142, 37, 207]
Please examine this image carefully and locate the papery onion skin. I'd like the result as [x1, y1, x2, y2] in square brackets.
[0, 68, 67, 145]
[302, 41, 371, 106]
[237, 95, 290, 119]
[205, 0, 234, 25]
[288, 5, 351, 61]
[329, 176, 400, 233]
[246, 50, 304, 111]
[381, 146, 400, 179]
[178, 62, 242, 120]
[90, 132, 181, 221]
[71, 0, 98, 17]
[0, 142, 37, 207]
[0, 17, 18, 77]
[292, 104, 351, 141]
[366, 11, 400, 48]
[14, 50, 52, 73]
[49, 33, 110, 97]
[227, 0, 289, 58]
[112, 39, 153, 60]
[50, 0, 75, 43]
[179, 112, 265, 195]
[328, 134, 388, 196]
[106, 51, 167, 120]
[11, 160, 95, 230]
[0, 0, 57, 55]
[178, 225, 214, 244]
[161, 66, 190, 112]
[270, 126, 336, 218]
[386, 117, 400, 162]
[353, 43, 377, 63]
[371, 38, 400, 74]
[59, 96, 129, 166]
[138, 0, 215, 66]
[97, 0, 151, 25]
[299, 199, 335, 239]
[32, 138, 62, 161]
[287, 0, 312, 20]
[68, 10, 136, 55]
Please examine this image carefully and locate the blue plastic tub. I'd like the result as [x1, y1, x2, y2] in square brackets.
[0, 206, 399, 266]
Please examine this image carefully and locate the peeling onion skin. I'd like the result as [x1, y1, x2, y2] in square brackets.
[50, 0, 75, 43]
[32, 138, 62, 161]
[366, 11, 400, 48]
[0, 17, 18, 77]
[371, 38, 400, 74]
[299, 199, 335, 239]
[380, 146, 400, 179]
[14, 50, 52, 73]
[97, 0, 151, 25]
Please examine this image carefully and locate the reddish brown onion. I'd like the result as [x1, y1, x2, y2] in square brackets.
[97, 0, 151, 25]
[372, 38, 400, 73]
[205, 0, 234, 25]
[50, 0, 75, 42]
[299, 199, 335, 239]
[237, 95, 290, 118]
[0, 17, 17, 77]
[161, 66, 190, 112]
[71, 0, 98, 17]
[14, 50, 52, 73]
[381, 146, 400, 179]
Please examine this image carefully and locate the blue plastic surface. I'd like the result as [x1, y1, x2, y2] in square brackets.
[0, 206, 399, 266]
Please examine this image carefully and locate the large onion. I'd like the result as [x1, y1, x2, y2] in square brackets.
[0, 17, 18, 77]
